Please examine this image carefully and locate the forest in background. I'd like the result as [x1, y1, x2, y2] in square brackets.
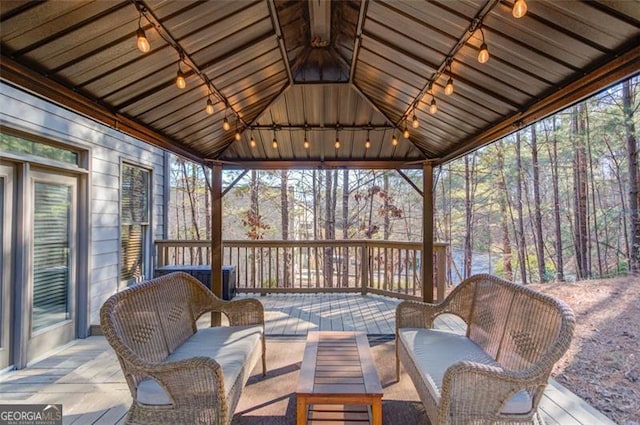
[168, 77, 639, 285]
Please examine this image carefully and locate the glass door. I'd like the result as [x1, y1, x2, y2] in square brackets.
[26, 170, 77, 363]
[0, 163, 14, 370]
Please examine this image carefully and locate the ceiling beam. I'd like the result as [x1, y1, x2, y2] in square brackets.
[248, 123, 395, 130]
[441, 44, 640, 163]
[133, 0, 248, 126]
[397, 0, 501, 126]
[266, 0, 294, 84]
[216, 160, 423, 170]
[0, 54, 205, 164]
[349, 0, 368, 83]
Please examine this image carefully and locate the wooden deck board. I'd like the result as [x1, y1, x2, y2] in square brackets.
[0, 294, 614, 425]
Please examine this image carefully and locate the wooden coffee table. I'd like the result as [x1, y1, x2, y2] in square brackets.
[296, 331, 383, 425]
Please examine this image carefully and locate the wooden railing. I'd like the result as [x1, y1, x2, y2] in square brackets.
[155, 240, 449, 301]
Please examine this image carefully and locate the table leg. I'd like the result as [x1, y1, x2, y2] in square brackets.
[296, 395, 307, 425]
[371, 397, 382, 425]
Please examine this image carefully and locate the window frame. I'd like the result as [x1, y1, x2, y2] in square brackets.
[119, 160, 152, 288]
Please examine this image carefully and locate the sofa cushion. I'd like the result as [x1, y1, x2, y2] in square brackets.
[399, 328, 532, 415]
[137, 325, 262, 406]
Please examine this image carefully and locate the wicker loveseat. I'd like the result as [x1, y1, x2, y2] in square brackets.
[395, 274, 575, 425]
[100, 272, 266, 425]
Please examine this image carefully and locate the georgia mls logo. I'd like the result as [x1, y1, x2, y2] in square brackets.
[0, 404, 62, 425]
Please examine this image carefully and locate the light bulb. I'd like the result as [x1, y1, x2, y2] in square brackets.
[412, 114, 419, 129]
[335, 138, 340, 149]
[272, 138, 278, 149]
[176, 69, 186, 89]
[304, 138, 310, 149]
[137, 28, 150, 53]
[403, 127, 410, 139]
[205, 99, 214, 115]
[392, 135, 398, 146]
[429, 98, 438, 114]
[445, 77, 454, 96]
[478, 43, 490, 63]
[512, 0, 527, 18]
[234, 131, 241, 141]
[365, 138, 371, 149]
[250, 137, 256, 148]
[222, 117, 230, 131]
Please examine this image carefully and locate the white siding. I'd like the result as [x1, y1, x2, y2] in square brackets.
[0, 82, 166, 325]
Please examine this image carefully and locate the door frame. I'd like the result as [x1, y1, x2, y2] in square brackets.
[0, 162, 15, 371]
[1, 128, 90, 369]
[25, 169, 79, 364]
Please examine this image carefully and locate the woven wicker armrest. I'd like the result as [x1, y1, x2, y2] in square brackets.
[218, 297, 265, 327]
[439, 360, 545, 421]
[396, 300, 444, 330]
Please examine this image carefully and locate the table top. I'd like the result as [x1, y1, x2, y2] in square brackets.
[297, 331, 382, 396]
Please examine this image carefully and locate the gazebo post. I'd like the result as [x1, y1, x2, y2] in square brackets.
[211, 163, 223, 325]
[422, 162, 434, 303]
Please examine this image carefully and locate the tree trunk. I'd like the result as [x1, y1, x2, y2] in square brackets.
[464, 155, 475, 279]
[622, 79, 640, 273]
[573, 104, 590, 279]
[531, 124, 546, 282]
[497, 144, 513, 280]
[515, 132, 528, 284]
[384, 173, 391, 240]
[342, 169, 349, 287]
[324, 169, 335, 287]
[281, 170, 291, 287]
[545, 117, 565, 281]
[585, 104, 603, 277]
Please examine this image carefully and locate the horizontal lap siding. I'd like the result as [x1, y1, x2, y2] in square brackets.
[0, 82, 166, 326]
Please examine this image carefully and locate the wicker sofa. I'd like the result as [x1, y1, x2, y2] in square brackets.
[100, 272, 266, 425]
[395, 274, 575, 425]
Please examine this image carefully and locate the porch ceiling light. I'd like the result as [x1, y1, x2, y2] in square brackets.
[222, 117, 230, 131]
[250, 136, 256, 148]
[136, 13, 150, 53]
[477, 28, 490, 64]
[205, 98, 214, 115]
[175, 63, 186, 89]
[334, 127, 340, 149]
[272, 138, 278, 149]
[403, 126, 410, 139]
[234, 130, 242, 141]
[391, 134, 398, 146]
[512, 0, 528, 18]
[429, 98, 438, 114]
[411, 113, 419, 129]
[445, 76, 454, 96]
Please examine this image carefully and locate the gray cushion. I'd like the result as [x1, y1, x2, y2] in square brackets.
[399, 328, 532, 415]
[137, 325, 262, 406]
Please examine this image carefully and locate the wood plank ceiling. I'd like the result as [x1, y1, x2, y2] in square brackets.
[1, 0, 639, 168]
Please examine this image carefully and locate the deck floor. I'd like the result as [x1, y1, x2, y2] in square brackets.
[0, 294, 613, 425]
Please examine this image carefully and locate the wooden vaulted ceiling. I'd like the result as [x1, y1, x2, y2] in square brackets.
[1, 0, 639, 168]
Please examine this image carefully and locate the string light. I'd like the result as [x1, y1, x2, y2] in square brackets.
[272, 128, 278, 148]
[222, 117, 230, 131]
[304, 137, 310, 149]
[512, 0, 528, 18]
[136, 13, 150, 53]
[478, 28, 490, 64]
[391, 134, 398, 146]
[429, 98, 438, 114]
[403, 126, 410, 139]
[234, 129, 241, 141]
[205, 98, 214, 115]
[412, 113, 419, 129]
[175, 63, 186, 89]
[335, 127, 340, 149]
[445, 76, 454, 96]
[249, 135, 256, 148]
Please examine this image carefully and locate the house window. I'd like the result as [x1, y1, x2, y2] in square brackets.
[0, 132, 79, 165]
[120, 163, 150, 286]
